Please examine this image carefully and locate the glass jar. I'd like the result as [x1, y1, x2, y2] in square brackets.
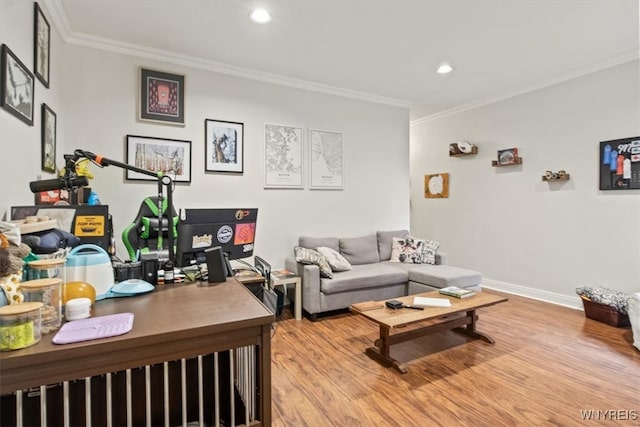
[19, 278, 63, 333]
[27, 258, 66, 281]
[0, 302, 43, 351]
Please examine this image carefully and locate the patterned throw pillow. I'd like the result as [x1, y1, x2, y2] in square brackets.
[389, 236, 440, 265]
[294, 246, 333, 278]
[389, 237, 423, 264]
[420, 239, 440, 265]
[316, 246, 352, 272]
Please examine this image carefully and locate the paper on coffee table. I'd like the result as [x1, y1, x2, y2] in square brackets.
[413, 296, 451, 307]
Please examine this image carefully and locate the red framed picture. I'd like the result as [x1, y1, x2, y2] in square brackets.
[139, 68, 185, 126]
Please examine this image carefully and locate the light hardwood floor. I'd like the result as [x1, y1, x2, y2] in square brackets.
[270, 291, 640, 426]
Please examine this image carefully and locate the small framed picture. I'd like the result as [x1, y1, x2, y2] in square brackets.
[34, 2, 51, 88]
[424, 173, 449, 198]
[205, 119, 244, 173]
[139, 68, 185, 126]
[41, 103, 57, 173]
[1, 44, 35, 126]
[126, 135, 192, 183]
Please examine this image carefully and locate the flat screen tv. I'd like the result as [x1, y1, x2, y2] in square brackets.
[175, 208, 258, 268]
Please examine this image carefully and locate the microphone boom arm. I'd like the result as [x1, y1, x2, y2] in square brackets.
[71, 149, 175, 263]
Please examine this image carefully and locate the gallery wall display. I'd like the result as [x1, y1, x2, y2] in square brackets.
[41, 103, 56, 173]
[424, 173, 449, 198]
[0, 44, 35, 126]
[34, 2, 50, 88]
[264, 123, 303, 188]
[309, 129, 343, 190]
[205, 119, 244, 173]
[126, 135, 192, 183]
[139, 68, 185, 126]
[599, 137, 640, 190]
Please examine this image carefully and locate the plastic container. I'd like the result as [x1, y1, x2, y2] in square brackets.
[0, 302, 43, 351]
[65, 298, 92, 321]
[20, 278, 63, 333]
[27, 258, 66, 281]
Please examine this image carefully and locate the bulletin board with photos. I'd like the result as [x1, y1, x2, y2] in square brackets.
[599, 137, 640, 190]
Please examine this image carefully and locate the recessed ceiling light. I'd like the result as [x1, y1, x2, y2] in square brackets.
[250, 8, 272, 24]
[436, 63, 453, 74]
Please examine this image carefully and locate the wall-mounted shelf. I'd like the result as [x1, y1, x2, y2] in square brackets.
[491, 157, 523, 167]
[450, 146, 478, 157]
[542, 174, 570, 182]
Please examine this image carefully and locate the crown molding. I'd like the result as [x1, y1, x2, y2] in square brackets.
[411, 49, 640, 127]
[44, 1, 414, 110]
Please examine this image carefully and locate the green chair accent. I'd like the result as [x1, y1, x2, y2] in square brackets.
[122, 197, 177, 261]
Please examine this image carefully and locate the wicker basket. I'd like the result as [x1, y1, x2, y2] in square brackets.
[581, 296, 630, 327]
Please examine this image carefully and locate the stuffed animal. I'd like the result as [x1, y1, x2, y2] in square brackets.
[59, 158, 94, 180]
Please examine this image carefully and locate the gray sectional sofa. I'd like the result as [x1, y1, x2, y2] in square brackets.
[285, 229, 483, 320]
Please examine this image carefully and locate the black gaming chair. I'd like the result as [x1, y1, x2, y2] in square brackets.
[122, 197, 178, 261]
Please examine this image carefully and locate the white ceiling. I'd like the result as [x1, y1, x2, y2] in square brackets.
[49, 0, 639, 121]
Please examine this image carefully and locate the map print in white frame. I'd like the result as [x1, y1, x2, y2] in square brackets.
[264, 123, 303, 188]
[310, 129, 343, 190]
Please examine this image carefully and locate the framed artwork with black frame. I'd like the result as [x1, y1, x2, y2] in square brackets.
[599, 137, 640, 190]
[41, 103, 57, 173]
[1, 44, 35, 126]
[139, 68, 185, 126]
[125, 135, 192, 183]
[205, 119, 244, 173]
[34, 2, 51, 88]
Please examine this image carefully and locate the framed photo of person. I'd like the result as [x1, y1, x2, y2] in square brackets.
[41, 103, 57, 173]
[139, 68, 185, 126]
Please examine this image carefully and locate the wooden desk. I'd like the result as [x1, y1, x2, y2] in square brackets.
[0, 279, 273, 426]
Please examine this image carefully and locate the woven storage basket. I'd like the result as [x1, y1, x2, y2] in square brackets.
[581, 296, 630, 327]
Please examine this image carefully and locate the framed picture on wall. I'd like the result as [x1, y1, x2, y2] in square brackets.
[125, 135, 192, 182]
[205, 119, 244, 173]
[34, 2, 51, 88]
[139, 68, 185, 125]
[41, 103, 56, 173]
[424, 173, 449, 198]
[599, 137, 640, 190]
[264, 123, 304, 188]
[1, 44, 35, 126]
[309, 129, 344, 190]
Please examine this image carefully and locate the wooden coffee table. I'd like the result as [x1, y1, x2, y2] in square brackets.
[350, 290, 508, 373]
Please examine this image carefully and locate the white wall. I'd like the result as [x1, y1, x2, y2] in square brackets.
[410, 60, 640, 307]
[1, 2, 410, 268]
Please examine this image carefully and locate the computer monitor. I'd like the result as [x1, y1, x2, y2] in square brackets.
[175, 208, 258, 268]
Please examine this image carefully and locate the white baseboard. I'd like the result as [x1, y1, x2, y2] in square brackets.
[482, 278, 583, 311]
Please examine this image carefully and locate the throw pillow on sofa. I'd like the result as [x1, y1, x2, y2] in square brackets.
[294, 246, 333, 278]
[389, 235, 440, 264]
[390, 237, 423, 264]
[317, 246, 352, 272]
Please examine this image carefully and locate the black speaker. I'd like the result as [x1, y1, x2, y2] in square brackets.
[205, 246, 228, 284]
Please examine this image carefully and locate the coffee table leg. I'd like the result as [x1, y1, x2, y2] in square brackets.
[365, 325, 408, 374]
[453, 310, 496, 344]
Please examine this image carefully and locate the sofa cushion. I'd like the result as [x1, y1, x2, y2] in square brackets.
[299, 236, 339, 252]
[317, 246, 352, 272]
[339, 235, 380, 265]
[389, 236, 424, 264]
[404, 264, 482, 289]
[294, 246, 333, 278]
[376, 229, 409, 261]
[320, 264, 408, 294]
[420, 239, 440, 265]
